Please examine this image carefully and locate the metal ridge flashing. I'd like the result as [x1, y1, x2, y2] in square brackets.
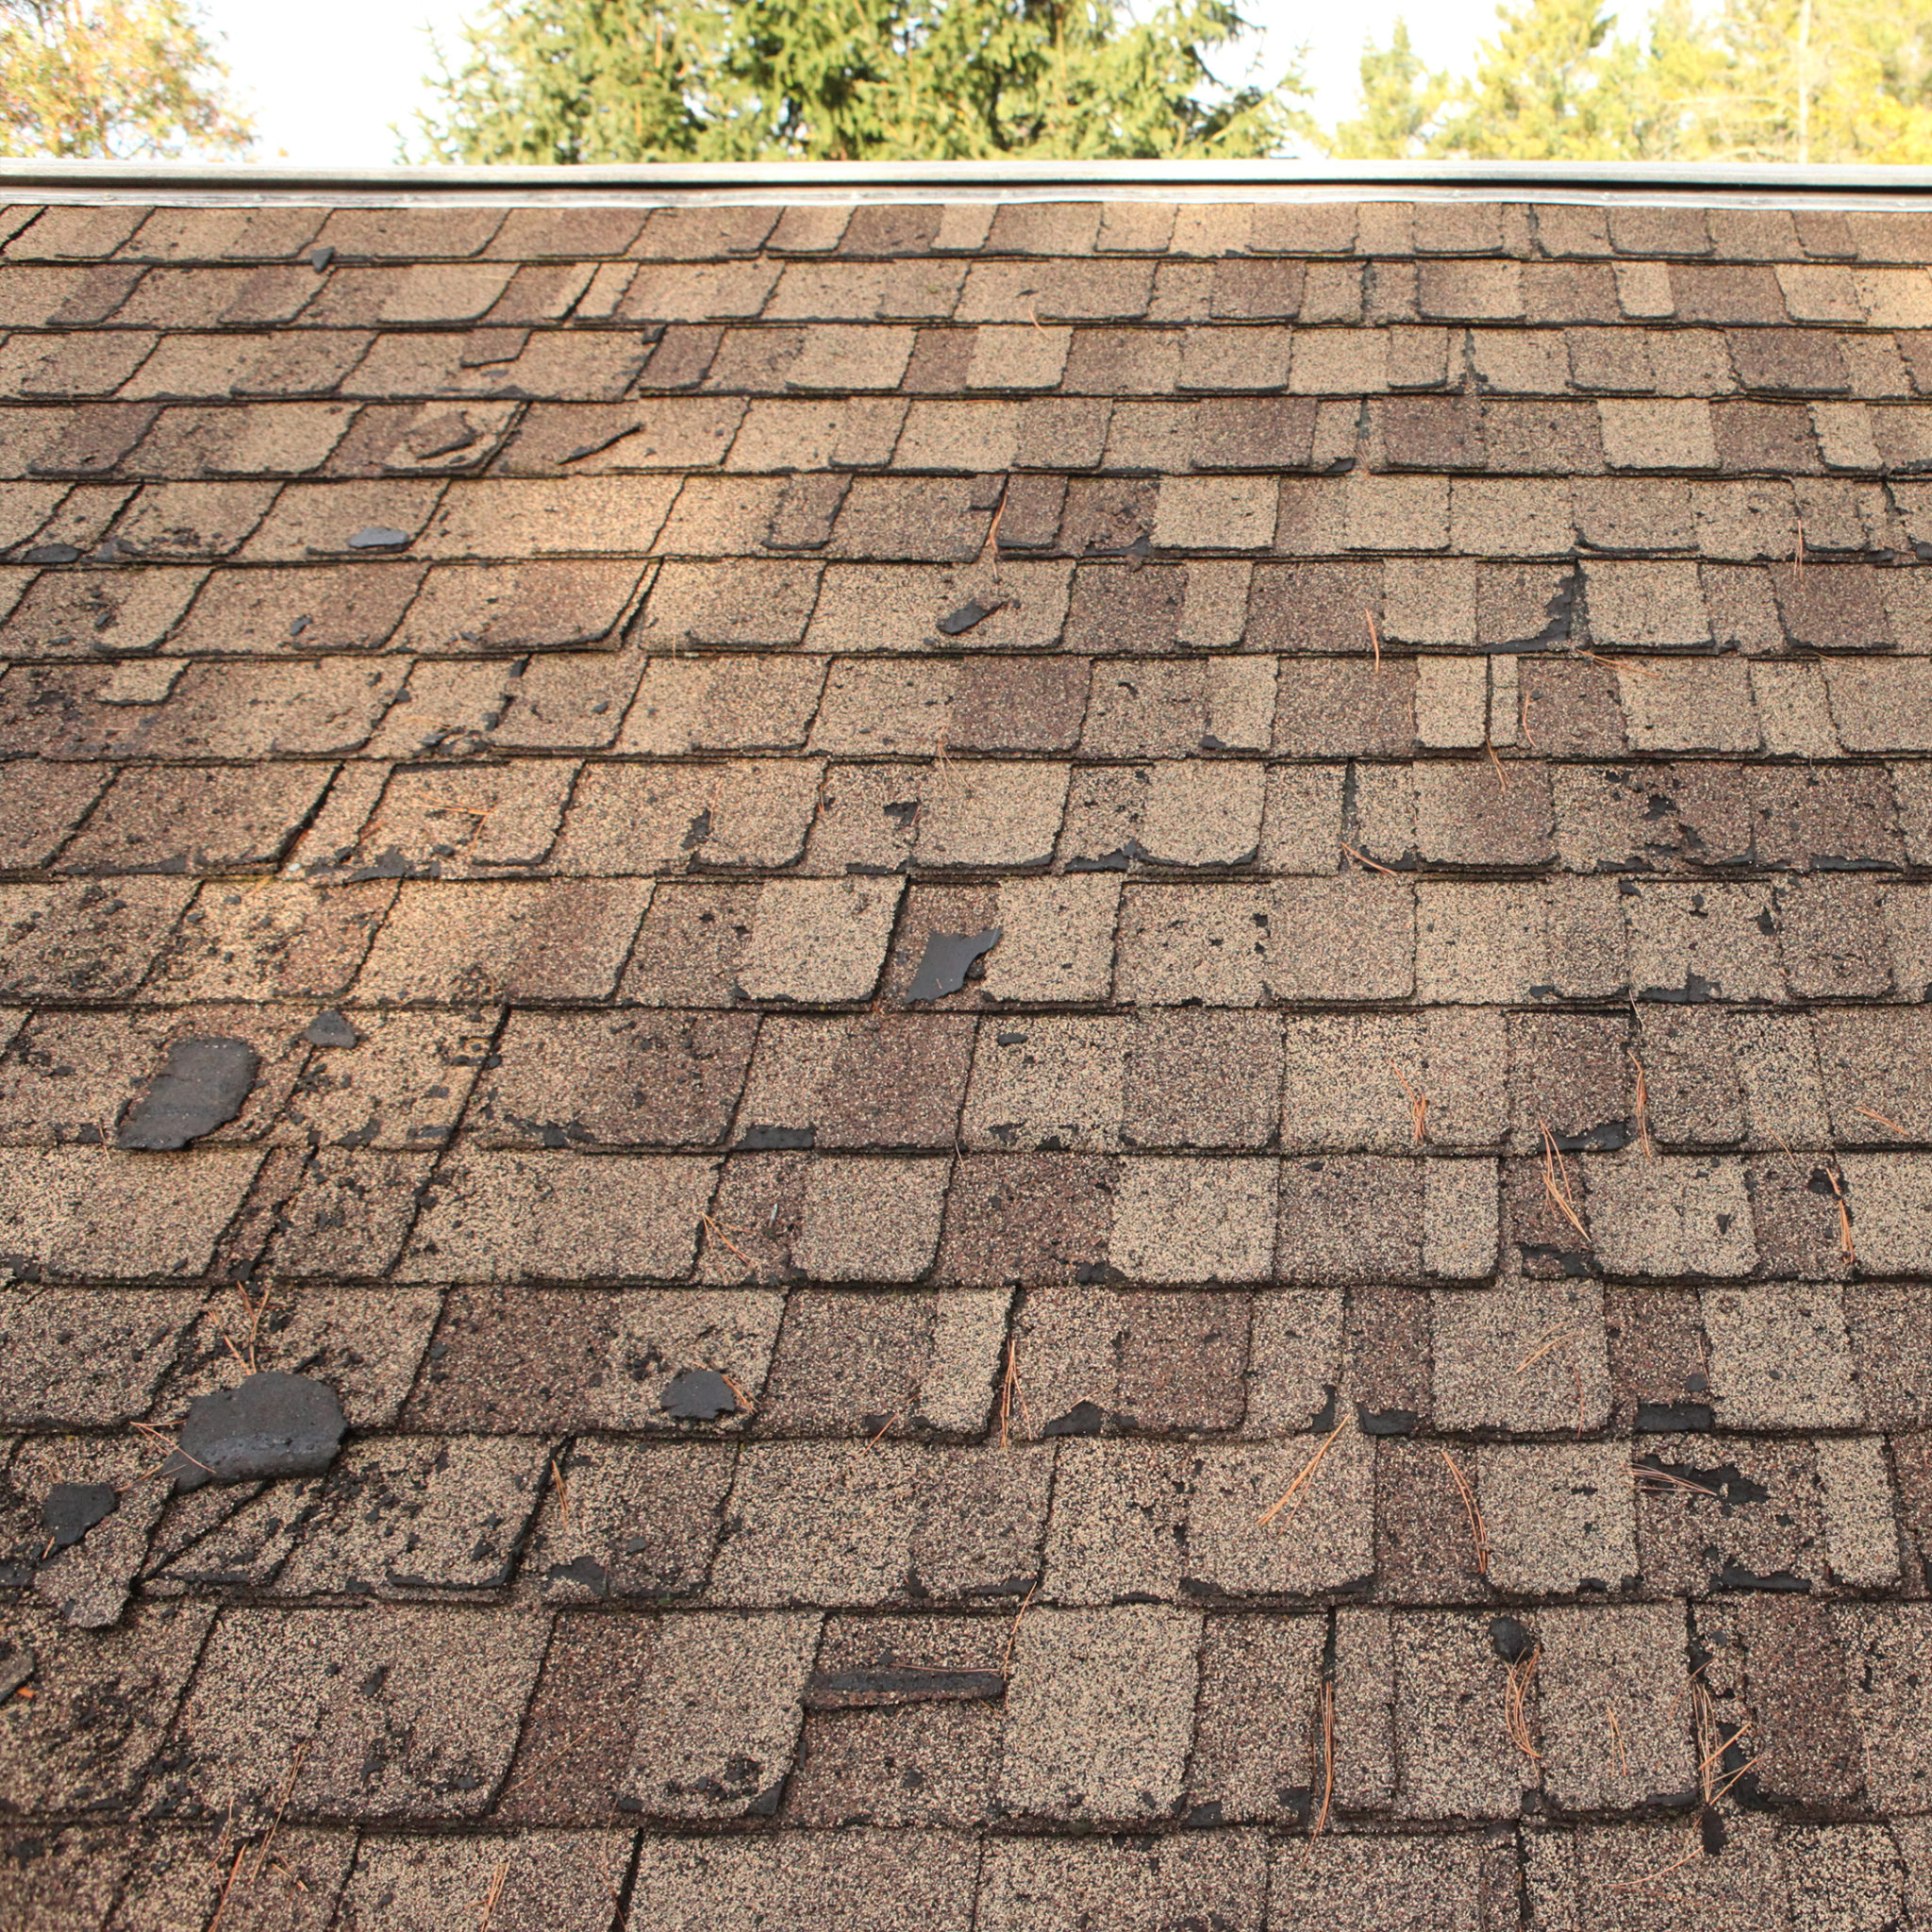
[6, 154, 1932, 206]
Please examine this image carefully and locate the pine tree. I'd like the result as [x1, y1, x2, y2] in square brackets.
[1428, 0, 1638, 159]
[413, 0, 1312, 164]
[0, 0, 253, 158]
[1325, 20, 1449, 159]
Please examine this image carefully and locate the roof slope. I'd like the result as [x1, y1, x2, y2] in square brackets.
[1, 187, 1932, 1928]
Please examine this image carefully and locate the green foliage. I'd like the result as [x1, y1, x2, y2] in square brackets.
[1325, 21, 1448, 159]
[413, 0, 1312, 163]
[1331, 0, 1932, 163]
[0, 0, 253, 158]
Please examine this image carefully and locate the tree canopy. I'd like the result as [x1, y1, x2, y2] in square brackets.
[414, 0, 1310, 162]
[0, 0, 254, 158]
[1346, 0, 1932, 164]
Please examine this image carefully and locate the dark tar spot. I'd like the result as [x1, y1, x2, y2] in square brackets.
[40, 1482, 117, 1552]
[116, 1037, 259, 1150]
[907, 927, 1002, 1001]
[660, 1368, 740, 1421]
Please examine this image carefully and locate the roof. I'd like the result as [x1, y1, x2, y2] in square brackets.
[1, 164, 1931, 1928]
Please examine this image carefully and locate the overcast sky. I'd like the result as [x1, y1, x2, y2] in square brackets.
[199, 0, 1517, 168]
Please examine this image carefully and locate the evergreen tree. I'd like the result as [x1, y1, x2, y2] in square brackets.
[1427, 0, 1636, 159]
[1324, 0, 1932, 163]
[1325, 20, 1448, 159]
[0, 0, 253, 158]
[414, 0, 1312, 163]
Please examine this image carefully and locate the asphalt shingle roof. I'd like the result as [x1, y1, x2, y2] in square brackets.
[2, 182, 1932, 1927]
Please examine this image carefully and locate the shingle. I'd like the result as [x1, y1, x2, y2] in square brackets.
[1480, 1441, 1639, 1592]
[355, 878, 649, 1003]
[997, 1605, 1198, 1824]
[1267, 1833, 1503, 1932]
[1188, 1431, 1377, 1597]
[1432, 1283, 1612, 1432]
[166, 1605, 546, 1824]
[631, 1831, 978, 1932]
[0, 1603, 210, 1813]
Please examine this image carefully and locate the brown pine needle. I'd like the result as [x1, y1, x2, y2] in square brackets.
[1366, 606, 1382, 672]
[130, 1420, 216, 1477]
[1795, 519, 1807, 576]
[698, 1212, 758, 1276]
[1537, 1120, 1590, 1242]
[1000, 1580, 1038, 1680]
[1257, 1422, 1346, 1529]
[1627, 1048, 1656, 1158]
[1311, 1676, 1336, 1837]
[207, 1846, 248, 1932]
[716, 1370, 753, 1412]
[1606, 1705, 1629, 1779]
[1504, 1646, 1542, 1762]
[478, 1857, 509, 1932]
[248, 1738, 310, 1886]
[1709, 1748, 1764, 1806]
[998, 1337, 1030, 1449]
[549, 1457, 570, 1529]
[1389, 1060, 1428, 1143]
[1855, 1104, 1910, 1138]
[866, 1407, 907, 1449]
[1485, 737, 1508, 791]
[1607, 1840, 1702, 1892]
[1340, 841, 1400, 877]
[1819, 1159, 1856, 1265]
[1515, 1329, 1573, 1373]
[1439, 1446, 1489, 1575]
[1634, 1461, 1722, 1499]
[1577, 647, 1662, 682]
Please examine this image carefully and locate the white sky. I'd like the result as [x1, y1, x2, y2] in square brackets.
[199, 0, 1524, 167]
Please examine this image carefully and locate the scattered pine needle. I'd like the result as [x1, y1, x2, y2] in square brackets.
[698, 1211, 758, 1277]
[1795, 519, 1807, 577]
[998, 1338, 1031, 1450]
[1366, 606, 1382, 672]
[130, 1419, 215, 1477]
[1577, 648, 1662, 682]
[1709, 1749, 1763, 1807]
[1000, 1581, 1038, 1680]
[865, 1407, 907, 1450]
[1485, 738, 1508, 791]
[1515, 1329, 1573, 1374]
[248, 1739, 310, 1887]
[1389, 1061, 1428, 1144]
[1634, 1461, 1722, 1500]
[549, 1458, 571, 1528]
[1439, 1446, 1489, 1575]
[1605, 1705, 1629, 1780]
[1536, 1120, 1590, 1243]
[1855, 1104, 1910, 1139]
[1504, 1646, 1542, 1762]
[1340, 841, 1399, 877]
[1257, 1422, 1346, 1530]
[1819, 1159, 1856, 1266]
[1627, 1047, 1656, 1159]
[478, 1857, 509, 1932]
[207, 1846, 248, 1932]
[1310, 1676, 1336, 1837]
[1607, 1840, 1702, 1893]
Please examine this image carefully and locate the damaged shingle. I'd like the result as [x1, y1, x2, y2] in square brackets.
[115, 1037, 260, 1150]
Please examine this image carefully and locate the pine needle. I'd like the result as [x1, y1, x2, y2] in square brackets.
[1257, 1422, 1346, 1529]
[1439, 1446, 1489, 1575]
